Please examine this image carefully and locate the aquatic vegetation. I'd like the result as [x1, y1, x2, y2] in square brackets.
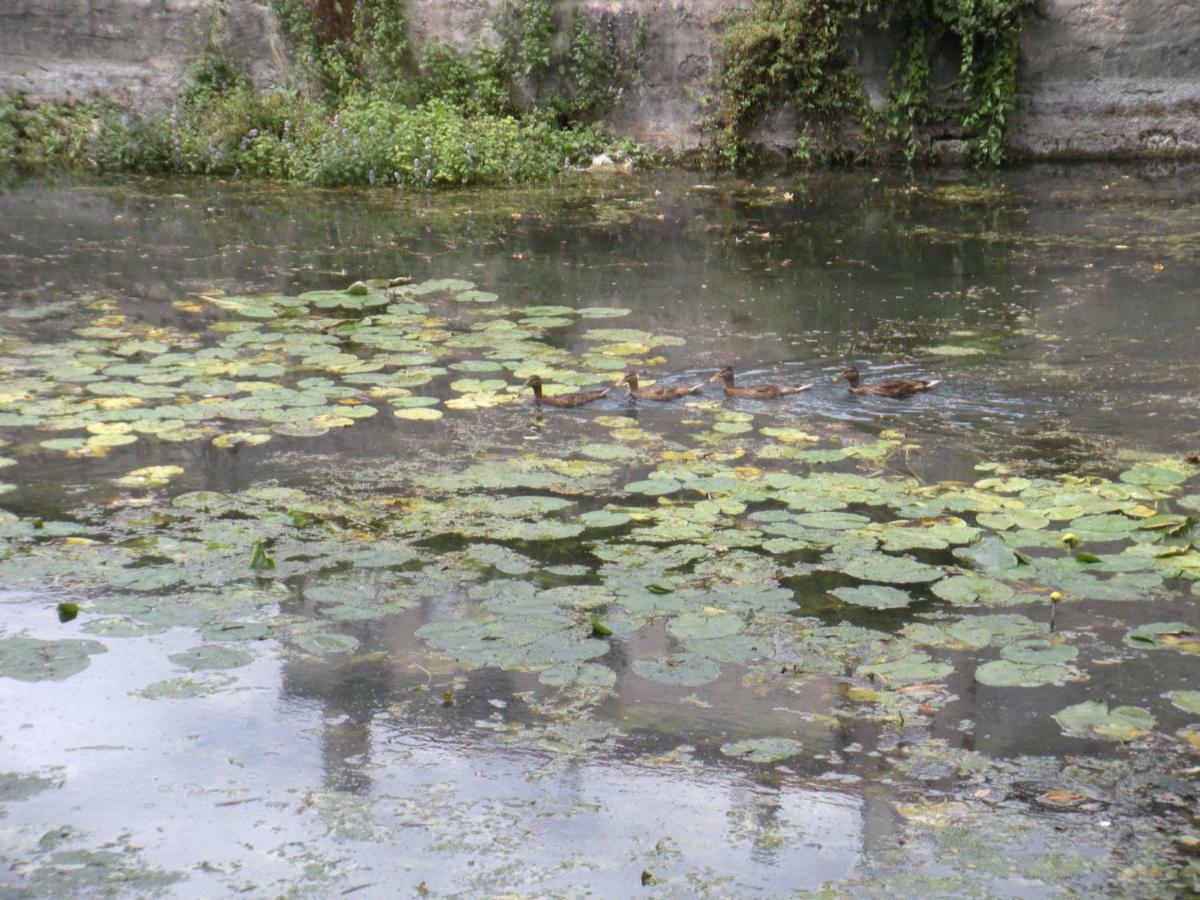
[1, 182, 1199, 897]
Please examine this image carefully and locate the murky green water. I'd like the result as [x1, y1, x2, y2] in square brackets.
[0, 165, 1198, 897]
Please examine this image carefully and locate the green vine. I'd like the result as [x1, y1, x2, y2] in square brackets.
[716, 0, 1033, 167]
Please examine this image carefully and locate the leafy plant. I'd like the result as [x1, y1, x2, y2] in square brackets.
[714, 0, 1034, 166]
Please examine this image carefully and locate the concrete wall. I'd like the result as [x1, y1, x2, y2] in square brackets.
[0, 0, 290, 108]
[1, 0, 1197, 159]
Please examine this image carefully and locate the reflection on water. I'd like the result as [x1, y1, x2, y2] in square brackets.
[1, 165, 1198, 894]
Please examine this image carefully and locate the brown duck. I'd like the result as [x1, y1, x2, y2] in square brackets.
[523, 374, 609, 408]
[709, 366, 813, 399]
[833, 366, 942, 398]
[620, 371, 704, 401]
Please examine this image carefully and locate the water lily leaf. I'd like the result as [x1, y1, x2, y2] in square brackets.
[136, 674, 235, 699]
[719, 737, 804, 763]
[830, 585, 914, 609]
[976, 659, 1071, 687]
[632, 655, 721, 686]
[539, 662, 616, 688]
[1000, 639, 1077, 665]
[292, 632, 360, 656]
[0, 637, 107, 681]
[1119, 465, 1187, 488]
[840, 554, 943, 584]
[916, 344, 983, 357]
[394, 407, 443, 420]
[931, 575, 1016, 607]
[201, 622, 273, 642]
[953, 537, 1021, 573]
[857, 652, 952, 685]
[1124, 621, 1200, 653]
[1053, 700, 1155, 741]
[666, 611, 743, 642]
[213, 432, 271, 450]
[168, 644, 253, 671]
[624, 478, 683, 496]
[455, 290, 499, 303]
[579, 442, 637, 461]
[579, 510, 631, 529]
[1168, 690, 1200, 715]
[114, 465, 185, 488]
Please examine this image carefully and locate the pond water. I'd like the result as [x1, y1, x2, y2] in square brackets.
[0, 165, 1197, 896]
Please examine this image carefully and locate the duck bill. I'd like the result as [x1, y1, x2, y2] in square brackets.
[831, 373, 846, 383]
[707, 371, 724, 383]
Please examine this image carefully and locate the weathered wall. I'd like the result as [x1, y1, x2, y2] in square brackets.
[0, 0, 290, 108]
[1, 0, 1197, 158]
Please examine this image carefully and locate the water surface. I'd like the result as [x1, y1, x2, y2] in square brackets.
[0, 165, 1197, 896]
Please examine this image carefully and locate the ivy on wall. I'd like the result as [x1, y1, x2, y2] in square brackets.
[715, 0, 1034, 166]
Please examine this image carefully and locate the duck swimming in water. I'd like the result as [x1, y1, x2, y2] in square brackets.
[709, 366, 812, 399]
[620, 371, 704, 401]
[833, 366, 941, 398]
[523, 374, 609, 408]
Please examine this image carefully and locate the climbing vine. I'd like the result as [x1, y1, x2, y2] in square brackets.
[716, 0, 1034, 166]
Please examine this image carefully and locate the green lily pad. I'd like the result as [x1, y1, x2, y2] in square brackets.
[1124, 622, 1200, 653]
[1053, 700, 1155, 741]
[857, 652, 952, 685]
[538, 662, 617, 688]
[931, 575, 1017, 606]
[719, 737, 804, 763]
[292, 632, 360, 656]
[1000, 639, 1077, 665]
[631, 655, 721, 686]
[579, 509, 631, 529]
[840, 554, 943, 584]
[1168, 690, 1200, 715]
[976, 659, 1071, 687]
[0, 637, 107, 681]
[625, 479, 683, 497]
[168, 644, 253, 671]
[830, 585, 914, 609]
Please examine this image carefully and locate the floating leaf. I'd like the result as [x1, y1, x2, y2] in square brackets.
[249, 540, 275, 572]
[719, 737, 804, 763]
[830, 585, 914, 609]
[168, 644, 253, 671]
[931, 575, 1016, 607]
[539, 662, 616, 688]
[857, 652, 952, 685]
[1168, 690, 1200, 715]
[840, 554, 943, 584]
[0, 637, 106, 681]
[632, 655, 721, 686]
[1124, 621, 1200, 654]
[1053, 700, 1155, 741]
[292, 632, 360, 656]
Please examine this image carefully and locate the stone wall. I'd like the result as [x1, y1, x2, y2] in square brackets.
[0, 0, 290, 108]
[1, 0, 1196, 158]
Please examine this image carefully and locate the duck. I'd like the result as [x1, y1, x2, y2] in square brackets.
[523, 375, 609, 408]
[709, 366, 813, 399]
[620, 370, 704, 401]
[832, 366, 941, 398]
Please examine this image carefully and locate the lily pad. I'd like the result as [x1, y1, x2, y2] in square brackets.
[632, 655, 721, 686]
[840, 554, 943, 585]
[1124, 621, 1200, 654]
[0, 637, 107, 681]
[1053, 700, 1156, 741]
[830, 585, 914, 609]
[168, 644, 253, 671]
[719, 737, 804, 763]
